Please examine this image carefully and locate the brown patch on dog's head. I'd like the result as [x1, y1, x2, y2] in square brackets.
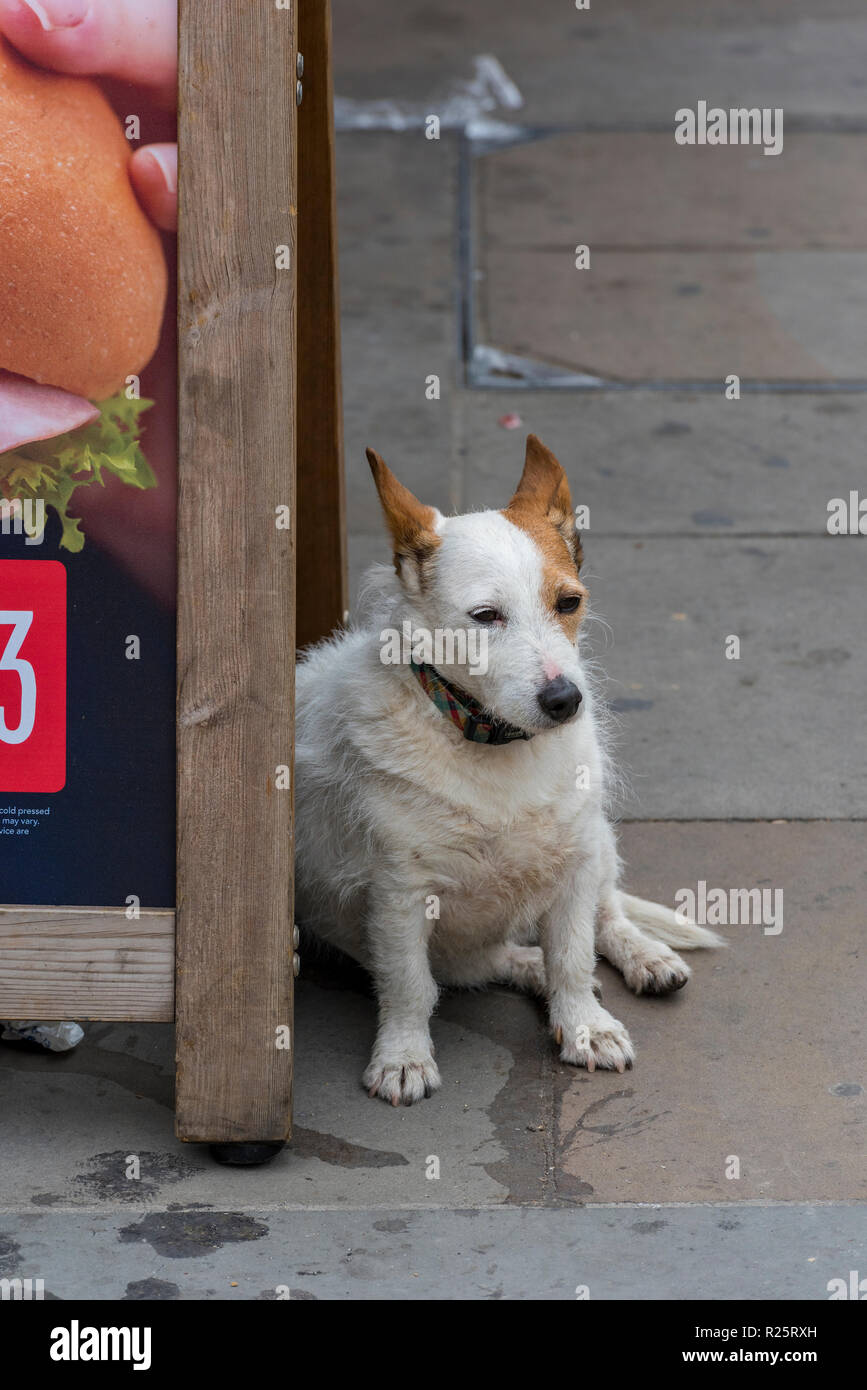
[367, 447, 441, 584]
[503, 435, 587, 636]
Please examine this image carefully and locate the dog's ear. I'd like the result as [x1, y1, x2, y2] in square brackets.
[367, 448, 442, 582]
[506, 435, 583, 570]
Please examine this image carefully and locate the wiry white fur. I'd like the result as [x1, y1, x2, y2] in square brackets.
[295, 506, 720, 1105]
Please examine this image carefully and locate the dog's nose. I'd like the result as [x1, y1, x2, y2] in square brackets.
[537, 676, 582, 723]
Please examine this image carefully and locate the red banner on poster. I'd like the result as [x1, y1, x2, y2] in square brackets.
[0, 559, 66, 794]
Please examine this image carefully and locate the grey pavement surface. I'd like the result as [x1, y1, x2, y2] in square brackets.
[2, 0, 864, 1301]
[5, 1205, 866, 1301]
[1, 826, 863, 1214]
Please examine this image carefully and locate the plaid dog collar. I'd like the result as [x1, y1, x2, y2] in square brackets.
[410, 660, 532, 746]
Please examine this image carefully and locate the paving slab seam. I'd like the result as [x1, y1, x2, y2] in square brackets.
[466, 375, 867, 394]
[493, 243, 867, 255]
[457, 133, 475, 386]
[618, 816, 867, 823]
[468, 119, 867, 146]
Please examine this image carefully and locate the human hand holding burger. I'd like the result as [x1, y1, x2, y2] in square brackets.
[0, 0, 178, 605]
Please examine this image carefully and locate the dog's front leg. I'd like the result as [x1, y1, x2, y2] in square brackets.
[540, 857, 635, 1073]
[362, 885, 441, 1106]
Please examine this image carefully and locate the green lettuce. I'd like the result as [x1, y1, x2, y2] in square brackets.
[0, 394, 157, 552]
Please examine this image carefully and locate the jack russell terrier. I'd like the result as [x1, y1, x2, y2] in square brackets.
[295, 435, 721, 1105]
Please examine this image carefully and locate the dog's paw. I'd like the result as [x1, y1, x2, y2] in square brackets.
[363, 1054, 441, 1106]
[622, 945, 690, 996]
[550, 1004, 635, 1073]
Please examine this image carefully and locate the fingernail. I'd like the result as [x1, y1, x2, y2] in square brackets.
[142, 147, 177, 195]
[17, 0, 89, 31]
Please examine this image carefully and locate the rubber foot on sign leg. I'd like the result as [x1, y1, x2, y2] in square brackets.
[209, 1141, 285, 1167]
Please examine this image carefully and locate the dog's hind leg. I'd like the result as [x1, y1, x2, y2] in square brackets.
[433, 943, 546, 995]
[594, 822, 691, 995]
[596, 902, 691, 995]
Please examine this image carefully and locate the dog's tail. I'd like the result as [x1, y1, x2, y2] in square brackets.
[618, 892, 726, 950]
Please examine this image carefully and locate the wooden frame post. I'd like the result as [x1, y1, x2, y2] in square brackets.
[297, 0, 348, 648]
[175, 0, 297, 1146]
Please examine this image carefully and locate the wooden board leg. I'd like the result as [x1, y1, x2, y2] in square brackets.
[297, 0, 348, 651]
[174, 0, 296, 1145]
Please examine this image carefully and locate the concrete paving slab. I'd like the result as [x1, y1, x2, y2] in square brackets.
[336, 133, 461, 536]
[480, 247, 865, 381]
[479, 135, 867, 253]
[332, 1, 867, 127]
[474, 130, 867, 381]
[558, 821, 867, 1206]
[756, 253, 867, 380]
[475, 130, 867, 380]
[584, 538, 866, 818]
[0, 975, 516, 1210]
[2, 1202, 865, 1300]
[457, 390, 867, 533]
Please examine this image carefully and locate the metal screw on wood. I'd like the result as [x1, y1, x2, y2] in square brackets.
[292, 952, 301, 977]
[296, 80, 303, 105]
[296, 52, 304, 78]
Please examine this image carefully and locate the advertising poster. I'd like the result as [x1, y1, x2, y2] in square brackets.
[0, 32, 176, 909]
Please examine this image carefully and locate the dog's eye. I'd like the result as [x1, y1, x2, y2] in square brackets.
[469, 607, 501, 625]
[557, 594, 582, 614]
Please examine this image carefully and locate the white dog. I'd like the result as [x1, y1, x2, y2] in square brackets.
[295, 435, 721, 1105]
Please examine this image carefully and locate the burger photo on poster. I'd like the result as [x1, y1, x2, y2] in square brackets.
[0, 35, 167, 550]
